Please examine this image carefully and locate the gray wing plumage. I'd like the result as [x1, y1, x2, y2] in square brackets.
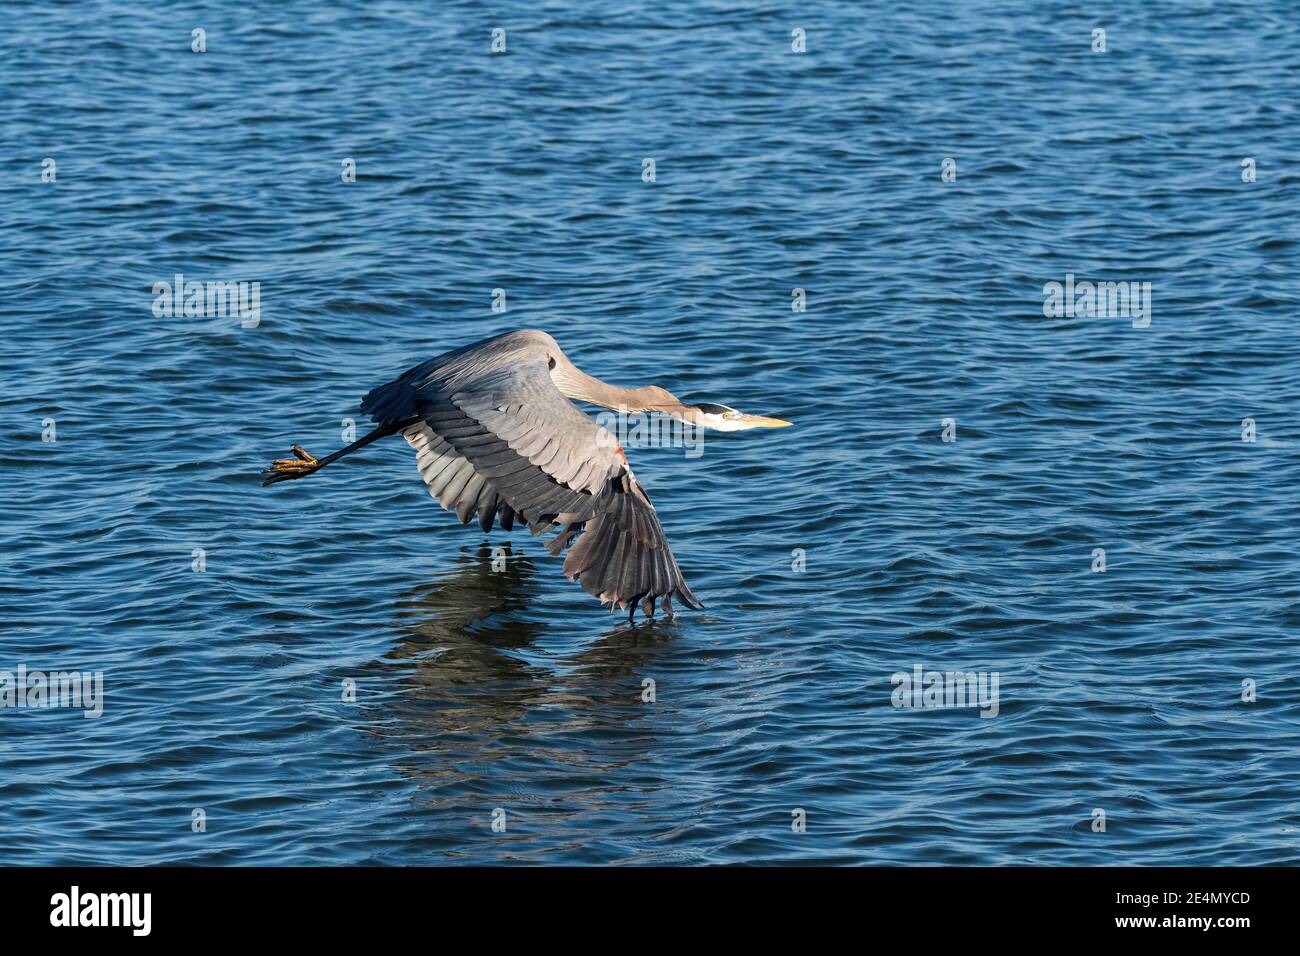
[399, 418, 515, 532]
[360, 331, 702, 617]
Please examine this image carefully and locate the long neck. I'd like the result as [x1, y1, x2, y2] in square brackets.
[551, 359, 686, 415]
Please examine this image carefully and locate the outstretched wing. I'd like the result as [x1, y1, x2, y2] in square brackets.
[361, 332, 702, 618]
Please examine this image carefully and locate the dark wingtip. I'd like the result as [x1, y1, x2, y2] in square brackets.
[675, 584, 704, 611]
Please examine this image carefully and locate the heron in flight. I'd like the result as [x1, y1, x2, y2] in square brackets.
[262, 330, 791, 622]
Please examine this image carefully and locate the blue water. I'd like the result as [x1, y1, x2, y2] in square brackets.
[2, 0, 1298, 865]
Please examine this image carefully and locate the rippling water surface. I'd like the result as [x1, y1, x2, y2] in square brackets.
[2, 1, 1299, 865]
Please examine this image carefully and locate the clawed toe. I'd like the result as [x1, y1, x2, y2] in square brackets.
[261, 446, 320, 485]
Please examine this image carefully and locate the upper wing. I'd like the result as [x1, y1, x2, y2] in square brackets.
[361, 336, 702, 618]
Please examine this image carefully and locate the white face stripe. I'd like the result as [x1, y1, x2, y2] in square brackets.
[695, 411, 750, 431]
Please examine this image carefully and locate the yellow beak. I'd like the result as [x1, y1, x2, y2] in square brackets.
[739, 414, 793, 428]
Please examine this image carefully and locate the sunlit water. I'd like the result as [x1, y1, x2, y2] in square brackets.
[2, 1, 1298, 865]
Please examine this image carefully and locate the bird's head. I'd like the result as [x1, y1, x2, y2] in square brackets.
[682, 401, 792, 431]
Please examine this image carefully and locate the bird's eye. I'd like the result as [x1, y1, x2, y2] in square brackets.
[722, 411, 735, 419]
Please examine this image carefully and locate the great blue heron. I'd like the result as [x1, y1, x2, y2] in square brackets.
[262, 329, 791, 622]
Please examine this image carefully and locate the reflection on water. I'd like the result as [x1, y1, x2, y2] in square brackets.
[361, 543, 683, 816]
[394, 542, 547, 657]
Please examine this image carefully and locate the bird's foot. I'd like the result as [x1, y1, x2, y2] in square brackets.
[262, 445, 319, 486]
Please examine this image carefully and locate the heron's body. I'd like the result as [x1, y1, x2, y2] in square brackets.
[263, 330, 790, 622]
